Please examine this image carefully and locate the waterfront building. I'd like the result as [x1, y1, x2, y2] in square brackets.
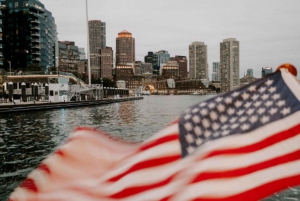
[189, 42, 208, 80]
[114, 64, 134, 82]
[58, 41, 80, 74]
[134, 61, 142, 75]
[77, 59, 87, 76]
[116, 30, 135, 64]
[141, 62, 153, 74]
[144, 51, 157, 74]
[100, 46, 113, 79]
[79, 48, 86, 60]
[156, 50, 170, 75]
[220, 38, 240, 92]
[0, 0, 58, 71]
[240, 76, 259, 87]
[262, 67, 273, 77]
[247, 69, 253, 77]
[175, 55, 188, 79]
[160, 61, 179, 79]
[212, 62, 220, 81]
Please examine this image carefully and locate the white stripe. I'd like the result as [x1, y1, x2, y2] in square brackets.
[171, 159, 300, 200]
[191, 111, 300, 161]
[184, 131, 300, 176]
[99, 140, 180, 182]
[143, 123, 178, 143]
[280, 68, 300, 101]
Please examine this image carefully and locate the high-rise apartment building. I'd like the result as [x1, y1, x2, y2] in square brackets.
[88, 20, 106, 78]
[116, 30, 135, 64]
[247, 69, 253, 77]
[212, 62, 220, 81]
[175, 56, 187, 79]
[0, 0, 58, 71]
[189, 42, 208, 80]
[100, 47, 113, 79]
[220, 38, 240, 92]
[58, 41, 80, 73]
[261, 67, 273, 77]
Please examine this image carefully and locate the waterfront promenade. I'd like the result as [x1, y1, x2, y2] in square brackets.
[0, 97, 143, 114]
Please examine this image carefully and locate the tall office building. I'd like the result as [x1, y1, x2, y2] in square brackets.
[261, 67, 273, 77]
[88, 20, 106, 78]
[175, 55, 187, 79]
[99, 46, 113, 79]
[247, 69, 253, 77]
[189, 42, 208, 80]
[58, 41, 80, 73]
[116, 30, 135, 64]
[212, 62, 220, 81]
[144, 51, 170, 75]
[0, 0, 58, 71]
[220, 38, 240, 92]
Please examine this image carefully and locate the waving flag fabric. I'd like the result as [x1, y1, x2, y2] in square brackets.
[9, 68, 300, 201]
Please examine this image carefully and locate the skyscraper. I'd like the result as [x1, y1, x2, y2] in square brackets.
[262, 67, 273, 77]
[175, 55, 188, 79]
[100, 47, 113, 79]
[220, 38, 240, 92]
[189, 42, 208, 80]
[212, 62, 220, 81]
[88, 20, 106, 78]
[0, 0, 58, 71]
[247, 69, 253, 77]
[116, 30, 135, 64]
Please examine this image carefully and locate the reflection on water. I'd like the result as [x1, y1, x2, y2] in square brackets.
[0, 95, 299, 200]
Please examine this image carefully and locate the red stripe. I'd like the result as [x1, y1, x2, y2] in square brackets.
[110, 175, 175, 198]
[108, 155, 180, 182]
[191, 149, 300, 183]
[202, 123, 300, 159]
[139, 134, 178, 151]
[19, 178, 38, 193]
[38, 163, 51, 175]
[190, 174, 300, 201]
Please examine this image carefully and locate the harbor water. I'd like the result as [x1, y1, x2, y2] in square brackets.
[0, 95, 299, 200]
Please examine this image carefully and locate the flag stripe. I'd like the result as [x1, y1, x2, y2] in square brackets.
[139, 134, 178, 151]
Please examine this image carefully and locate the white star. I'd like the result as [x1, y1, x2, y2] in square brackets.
[241, 124, 250, 131]
[202, 118, 210, 128]
[220, 115, 228, 123]
[225, 97, 233, 104]
[249, 115, 258, 123]
[242, 93, 250, 100]
[210, 111, 218, 120]
[254, 101, 262, 107]
[269, 108, 278, 115]
[265, 101, 273, 107]
[215, 97, 223, 102]
[208, 102, 216, 109]
[192, 115, 201, 124]
[257, 108, 266, 115]
[231, 123, 239, 129]
[195, 138, 203, 145]
[262, 94, 269, 100]
[194, 126, 202, 136]
[252, 94, 259, 101]
[244, 102, 252, 108]
[237, 109, 245, 116]
[200, 109, 208, 116]
[184, 122, 193, 131]
[222, 130, 230, 136]
[185, 133, 194, 143]
[246, 108, 255, 116]
[184, 114, 192, 120]
[187, 146, 195, 154]
[230, 117, 237, 123]
[227, 108, 235, 115]
[204, 130, 212, 138]
[265, 79, 274, 86]
[261, 116, 270, 124]
[268, 87, 276, 93]
[232, 91, 240, 97]
[281, 107, 291, 116]
[217, 104, 225, 113]
[212, 122, 220, 130]
[192, 108, 200, 113]
[213, 132, 220, 137]
[239, 116, 247, 123]
[259, 87, 267, 93]
[235, 100, 243, 108]
[277, 100, 286, 107]
[248, 85, 256, 92]
[272, 94, 280, 100]
[200, 102, 207, 107]
[222, 125, 229, 130]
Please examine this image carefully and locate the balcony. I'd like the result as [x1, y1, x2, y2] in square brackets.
[32, 51, 40, 55]
[32, 58, 41, 61]
[31, 45, 40, 49]
[31, 39, 40, 43]
[31, 20, 40, 24]
[31, 26, 40, 30]
[31, 33, 40, 37]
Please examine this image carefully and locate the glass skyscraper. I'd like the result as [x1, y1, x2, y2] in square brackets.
[0, 0, 58, 72]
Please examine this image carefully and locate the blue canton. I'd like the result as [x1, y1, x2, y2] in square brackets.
[179, 71, 300, 158]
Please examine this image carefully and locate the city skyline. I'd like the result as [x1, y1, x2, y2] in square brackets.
[41, 0, 300, 79]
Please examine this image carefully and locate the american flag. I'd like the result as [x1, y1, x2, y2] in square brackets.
[9, 68, 300, 201]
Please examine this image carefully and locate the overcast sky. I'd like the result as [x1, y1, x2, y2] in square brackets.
[41, 0, 300, 79]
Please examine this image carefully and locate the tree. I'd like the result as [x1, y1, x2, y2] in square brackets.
[25, 64, 43, 72]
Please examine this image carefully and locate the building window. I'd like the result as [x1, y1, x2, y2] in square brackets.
[14, 2, 18, 8]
